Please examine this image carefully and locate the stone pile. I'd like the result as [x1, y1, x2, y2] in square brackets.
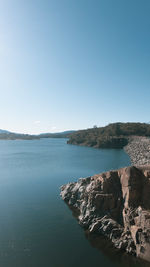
[125, 136, 150, 165]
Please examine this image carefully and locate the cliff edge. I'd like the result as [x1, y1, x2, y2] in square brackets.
[61, 165, 150, 262]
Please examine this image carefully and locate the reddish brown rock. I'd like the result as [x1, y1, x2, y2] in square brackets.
[60, 165, 150, 262]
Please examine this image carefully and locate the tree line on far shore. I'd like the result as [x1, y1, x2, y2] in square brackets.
[67, 122, 150, 149]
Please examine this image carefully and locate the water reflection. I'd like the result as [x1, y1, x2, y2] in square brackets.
[85, 232, 150, 267]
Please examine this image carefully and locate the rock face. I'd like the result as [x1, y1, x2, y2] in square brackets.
[61, 165, 150, 262]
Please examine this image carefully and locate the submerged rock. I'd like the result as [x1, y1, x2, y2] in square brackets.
[60, 165, 150, 262]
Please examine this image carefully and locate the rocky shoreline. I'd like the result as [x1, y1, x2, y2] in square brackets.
[61, 136, 150, 262]
[124, 136, 150, 166]
[61, 165, 150, 263]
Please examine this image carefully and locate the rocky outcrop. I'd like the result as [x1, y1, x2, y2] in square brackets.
[124, 136, 150, 165]
[60, 165, 150, 262]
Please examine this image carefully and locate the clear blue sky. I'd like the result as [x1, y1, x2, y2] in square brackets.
[0, 0, 150, 134]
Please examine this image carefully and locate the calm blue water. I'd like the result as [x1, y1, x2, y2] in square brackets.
[0, 138, 146, 267]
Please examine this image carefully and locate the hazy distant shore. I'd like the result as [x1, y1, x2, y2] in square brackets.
[0, 130, 74, 140]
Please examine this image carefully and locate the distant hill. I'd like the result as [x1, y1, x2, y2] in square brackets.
[67, 122, 150, 149]
[0, 129, 76, 140]
[0, 129, 11, 134]
[39, 130, 76, 138]
[0, 132, 40, 140]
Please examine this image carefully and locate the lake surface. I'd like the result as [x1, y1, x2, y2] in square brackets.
[0, 138, 147, 267]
